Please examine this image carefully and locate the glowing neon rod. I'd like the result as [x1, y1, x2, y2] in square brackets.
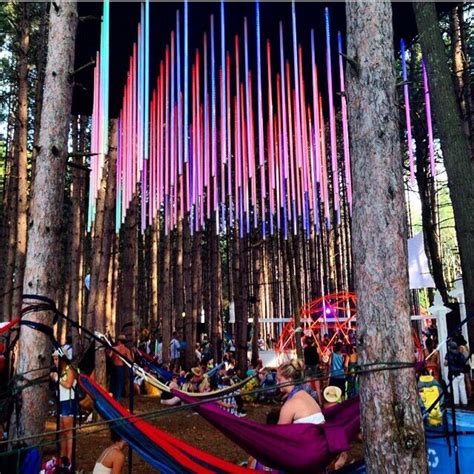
[170, 32, 175, 187]
[291, 1, 303, 170]
[422, 59, 436, 177]
[144, 0, 150, 162]
[137, 20, 142, 174]
[148, 92, 154, 225]
[131, 43, 137, 207]
[210, 15, 219, 228]
[279, 23, 289, 183]
[226, 53, 233, 225]
[158, 61, 164, 207]
[191, 63, 196, 208]
[141, 159, 147, 232]
[267, 121, 274, 235]
[220, 68, 226, 230]
[184, 0, 189, 165]
[243, 18, 253, 181]
[176, 10, 182, 175]
[276, 73, 287, 237]
[199, 104, 205, 228]
[164, 46, 170, 209]
[400, 39, 415, 183]
[299, 46, 310, 198]
[220, 1, 226, 165]
[234, 95, 241, 230]
[101, 0, 110, 158]
[204, 34, 211, 221]
[235, 36, 242, 191]
[255, 1, 266, 235]
[241, 84, 250, 233]
[319, 94, 330, 228]
[325, 7, 340, 223]
[249, 73, 258, 229]
[196, 52, 201, 211]
[310, 30, 321, 186]
[286, 62, 297, 232]
[338, 31, 352, 213]
[266, 41, 276, 228]
[220, 3, 226, 231]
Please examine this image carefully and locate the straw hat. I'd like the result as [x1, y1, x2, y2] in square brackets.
[191, 367, 203, 377]
[323, 385, 342, 404]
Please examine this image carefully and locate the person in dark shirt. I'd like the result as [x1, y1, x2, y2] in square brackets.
[444, 340, 468, 406]
[303, 337, 322, 403]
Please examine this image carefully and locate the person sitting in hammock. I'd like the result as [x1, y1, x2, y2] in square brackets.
[160, 373, 181, 406]
[276, 359, 325, 425]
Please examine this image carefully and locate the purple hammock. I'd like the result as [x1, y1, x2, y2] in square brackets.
[174, 390, 360, 473]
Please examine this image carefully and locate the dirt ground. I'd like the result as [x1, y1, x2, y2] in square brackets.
[43, 395, 363, 474]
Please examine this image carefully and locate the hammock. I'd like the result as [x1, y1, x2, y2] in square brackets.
[0, 319, 20, 336]
[78, 375, 252, 474]
[136, 350, 174, 382]
[174, 390, 361, 473]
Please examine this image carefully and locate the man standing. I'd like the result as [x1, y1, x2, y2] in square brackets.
[445, 340, 468, 406]
[170, 331, 181, 370]
[107, 335, 132, 401]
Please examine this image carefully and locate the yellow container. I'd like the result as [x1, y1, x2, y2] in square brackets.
[144, 381, 161, 397]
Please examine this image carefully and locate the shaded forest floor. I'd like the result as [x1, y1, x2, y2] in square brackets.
[43, 395, 364, 473]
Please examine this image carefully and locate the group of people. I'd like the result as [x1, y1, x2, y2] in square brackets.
[46, 321, 473, 473]
[303, 332, 359, 405]
[422, 325, 472, 407]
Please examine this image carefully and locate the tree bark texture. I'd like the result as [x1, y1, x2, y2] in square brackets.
[95, 119, 117, 386]
[345, 2, 427, 472]
[13, 0, 77, 443]
[2, 127, 18, 322]
[12, 3, 30, 318]
[450, 5, 473, 156]
[414, 2, 474, 345]
[118, 195, 137, 339]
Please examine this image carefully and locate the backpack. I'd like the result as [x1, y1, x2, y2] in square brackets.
[418, 375, 443, 427]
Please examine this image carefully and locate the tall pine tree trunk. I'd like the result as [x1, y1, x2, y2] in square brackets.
[210, 221, 222, 362]
[2, 126, 18, 321]
[118, 195, 138, 339]
[450, 5, 473, 156]
[414, 2, 474, 346]
[13, 0, 77, 443]
[346, 2, 427, 471]
[12, 3, 30, 317]
[162, 230, 173, 366]
[150, 219, 159, 332]
[94, 119, 117, 385]
[183, 219, 193, 368]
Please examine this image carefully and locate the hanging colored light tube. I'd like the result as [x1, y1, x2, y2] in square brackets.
[422, 59, 436, 177]
[325, 7, 340, 224]
[338, 31, 352, 214]
[400, 38, 415, 184]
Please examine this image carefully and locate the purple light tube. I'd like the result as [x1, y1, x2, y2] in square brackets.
[325, 7, 340, 220]
[400, 38, 415, 183]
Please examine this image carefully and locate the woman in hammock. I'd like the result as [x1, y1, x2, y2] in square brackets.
[276, 359, 325, 425]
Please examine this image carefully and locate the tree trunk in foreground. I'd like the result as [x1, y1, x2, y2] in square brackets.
[414, 2, 474, 346]
[13, 0, 77, 443]
[12, 3, 30, 318]
[345, 2, 427, 472]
